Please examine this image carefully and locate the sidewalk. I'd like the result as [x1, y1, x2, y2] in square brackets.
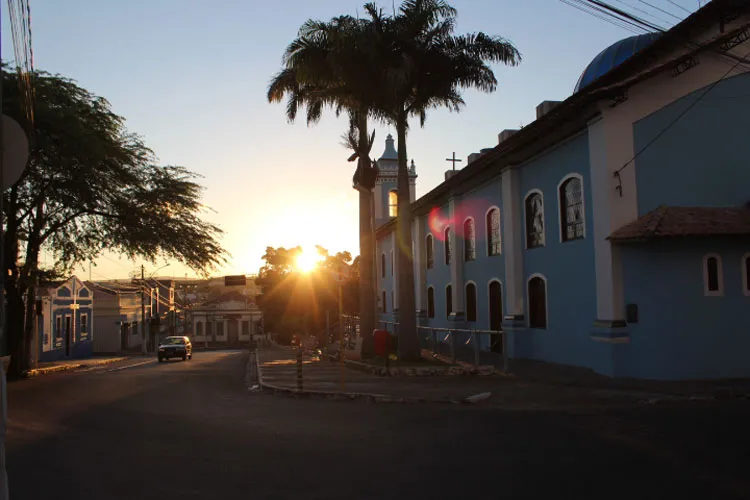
[26, 356, 132, 377]
[253, 347, 718, 408]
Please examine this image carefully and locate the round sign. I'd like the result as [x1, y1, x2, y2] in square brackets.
[2, 114, 30, 189]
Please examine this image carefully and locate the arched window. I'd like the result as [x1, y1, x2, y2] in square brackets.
[444, 227, 452, 265]
[427, 287, 435, 318]
[389, 190, 398, 217]
[559, 175, 584, 241]
[743, 253, 750, 296]
[446, 285, 453, 317]
[382, 290, 387, 313]
[703, 253, 723, 296]
[381, 253, 386, 278]
[463, 218, 476, 261]
[528, 275, 547, 329]
[525, 191, 545, 249]
[465, 283, 477, 322]
[426, 234, 434, 269]
[486, 207, 501, 256]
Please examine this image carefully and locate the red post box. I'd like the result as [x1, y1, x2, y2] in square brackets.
[373, 329, 390, 357]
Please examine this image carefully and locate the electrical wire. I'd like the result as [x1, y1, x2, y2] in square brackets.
[638, 0, 683, 21]
[664, 0, 692, 15]
[614, 47, 750, 176]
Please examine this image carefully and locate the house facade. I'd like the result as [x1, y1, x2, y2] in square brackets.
[34, 276, 94, 363]
[376, 1, 750, 380]
[191, 291, 263, 346]
[89, 282, 143, 354]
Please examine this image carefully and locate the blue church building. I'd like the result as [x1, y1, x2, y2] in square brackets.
[375, 1, 750, 380]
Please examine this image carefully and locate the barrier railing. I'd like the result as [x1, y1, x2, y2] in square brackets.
[378, 321, 507, 372]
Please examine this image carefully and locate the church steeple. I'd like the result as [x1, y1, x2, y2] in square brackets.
[373, 134, 418, 227]
[379, 134, 398, 160]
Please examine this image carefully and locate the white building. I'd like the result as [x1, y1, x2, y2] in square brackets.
[191, 291, 262, 345]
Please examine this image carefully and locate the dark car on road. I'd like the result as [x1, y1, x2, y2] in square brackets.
[158, 336, 193, 362]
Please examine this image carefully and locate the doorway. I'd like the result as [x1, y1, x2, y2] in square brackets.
[227, 319, 239, 345]
[65, 315, 72, 356]
[488, 281, 503, 354]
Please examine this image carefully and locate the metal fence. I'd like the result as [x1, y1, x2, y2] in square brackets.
[379, 321, 508, 372]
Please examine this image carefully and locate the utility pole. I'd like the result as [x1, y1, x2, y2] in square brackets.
[140, 265, 146, 354]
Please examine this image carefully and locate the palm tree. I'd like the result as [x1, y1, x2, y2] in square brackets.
[368, 0, 521, 360]
[267, 15, 384, 354]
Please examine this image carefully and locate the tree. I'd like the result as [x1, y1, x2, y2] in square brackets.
[267, 14, 385, 355]
[367, 0, 521, 359]
[2, 66, 227, 378]
[254, 245, 357, 344]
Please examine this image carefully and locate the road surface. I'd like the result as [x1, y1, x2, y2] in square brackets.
[6, 350, 750, 499]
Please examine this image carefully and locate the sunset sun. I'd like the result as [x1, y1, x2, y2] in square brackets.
[295, 247, 323, 273]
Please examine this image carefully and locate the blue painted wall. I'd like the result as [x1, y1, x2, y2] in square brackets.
[423, 200, 454, 331]
[621, 240, 750, 380]
[635, 71, 750, 213]
[515, 131, 599, 369]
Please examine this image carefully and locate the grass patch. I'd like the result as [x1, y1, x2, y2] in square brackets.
[358, 355, 453, 368]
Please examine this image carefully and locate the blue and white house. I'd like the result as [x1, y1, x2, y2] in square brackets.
[35, 276, 94, 363]
[375, 1, 750, 380]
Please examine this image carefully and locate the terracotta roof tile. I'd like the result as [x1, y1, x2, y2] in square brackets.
[609, 205, 750, 242]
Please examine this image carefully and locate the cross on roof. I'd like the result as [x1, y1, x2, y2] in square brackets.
[445, 152, 462, 171]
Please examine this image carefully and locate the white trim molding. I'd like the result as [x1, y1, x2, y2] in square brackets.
[523, 189, 546, 249]
[526, 273, 549, 330]
[556, 173, 586, 243]
[485, 205, 502, 257]
[743, 253, 750, 296]
[463, 216, 476, 262]
[464, 280, 478, 322]
[702, 253, 724, 297]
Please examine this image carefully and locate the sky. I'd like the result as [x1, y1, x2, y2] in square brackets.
[1, 0, 699, 281]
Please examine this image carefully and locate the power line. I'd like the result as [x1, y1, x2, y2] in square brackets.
[664, 0, 692, 15]
[559, 0, 648, 34]
[614, 47, 750, 177]
[638, 0, 683, 21]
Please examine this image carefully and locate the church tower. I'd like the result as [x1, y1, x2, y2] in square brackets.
[373, 134, 417, 227]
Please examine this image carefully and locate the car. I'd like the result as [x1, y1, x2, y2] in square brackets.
[158, 336, 193, 362]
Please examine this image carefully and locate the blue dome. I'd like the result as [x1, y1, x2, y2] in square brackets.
[574, 33, 661, 93]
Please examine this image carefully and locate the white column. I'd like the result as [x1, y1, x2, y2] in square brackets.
[501, 168, 524, 318]
[391, 233, 399, 311]
[449, 197, 465, 316]
[589, 115, 632, 324]
[413, 215, 427, 313]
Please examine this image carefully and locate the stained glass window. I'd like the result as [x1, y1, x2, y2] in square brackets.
[487, 208, 501, 256]
[560, 177, 584, 241]
[426, 234, 434, 269]
[525, 193, 545, 248]
[444, 227, 452, 265]
[463, 219, 476, 261]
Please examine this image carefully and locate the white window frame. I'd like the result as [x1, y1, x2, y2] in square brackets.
[526, 273, 549, 330]
[463, 217, 476, 262]
[703, 253, 724, 297]
[742, 253, 750, 296]
[523, 189, 546, 249]
[487, 278, 503, 329]
[485, 206, 502, 257]
[557, 173, 586, 242]
[465, 281, 478, 322]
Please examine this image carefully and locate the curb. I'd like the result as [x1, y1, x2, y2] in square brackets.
[25, 357, 129, 378]
[253, 350, 463, 404]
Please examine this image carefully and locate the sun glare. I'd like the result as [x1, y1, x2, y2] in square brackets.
[295, 247, 323, 273]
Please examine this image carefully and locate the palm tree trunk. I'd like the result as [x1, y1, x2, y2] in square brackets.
[356, 113, 376, 357]
[395, 115, 419, 361]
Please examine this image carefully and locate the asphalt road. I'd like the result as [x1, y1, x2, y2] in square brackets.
[5, 350, 750, 500]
